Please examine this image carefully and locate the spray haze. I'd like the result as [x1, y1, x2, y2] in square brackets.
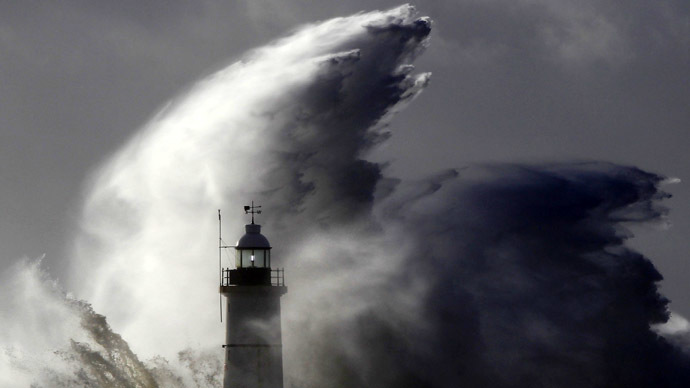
[1, 4, 689, 387]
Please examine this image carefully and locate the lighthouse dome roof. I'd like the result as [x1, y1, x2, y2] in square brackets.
[236, 224, 271, 249]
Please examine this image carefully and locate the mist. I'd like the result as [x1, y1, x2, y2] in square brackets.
[1, 4, 689, 387]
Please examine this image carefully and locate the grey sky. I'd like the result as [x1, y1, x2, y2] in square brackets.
[1, 0, 689, 319]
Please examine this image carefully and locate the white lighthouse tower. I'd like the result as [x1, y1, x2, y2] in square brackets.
[219, 204, 287, 388]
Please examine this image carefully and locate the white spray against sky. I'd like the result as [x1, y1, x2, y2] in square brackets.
[0, 6, 430, 386]
[68, 3, 429, 364]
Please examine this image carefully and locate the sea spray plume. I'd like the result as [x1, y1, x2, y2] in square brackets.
[68, 300, 159, 388]
[0, 259, 81, 387]
[146, 349, 222, 388]
[0, 259, 223, 387]
[397, 164, 683, 388]
[255, 14, 431, 228]
[282, 162, 690, 388]
[0, 259, 156, 387]
[69, 4, 430, 361]
[386, 163, 690, 387]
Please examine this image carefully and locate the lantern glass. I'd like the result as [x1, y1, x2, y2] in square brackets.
[235, 249, 269, 268]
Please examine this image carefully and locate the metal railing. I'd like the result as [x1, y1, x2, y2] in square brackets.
[221, 268, 231, 286]
[220, 267, 285, 287]
[271, 268, 285, 287]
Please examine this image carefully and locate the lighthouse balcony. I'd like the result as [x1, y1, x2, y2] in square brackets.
[221, 267, 285, 287]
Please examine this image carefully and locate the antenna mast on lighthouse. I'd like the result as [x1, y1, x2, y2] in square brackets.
[217, 209, 234, 322]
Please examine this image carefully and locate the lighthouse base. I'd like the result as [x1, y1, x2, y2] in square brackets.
[221, 285, 287, 388]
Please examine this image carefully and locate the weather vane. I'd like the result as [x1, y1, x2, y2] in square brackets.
[244, 201, 262, 224]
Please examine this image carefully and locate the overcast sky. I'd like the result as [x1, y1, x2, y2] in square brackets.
[1, 0, 689, 318]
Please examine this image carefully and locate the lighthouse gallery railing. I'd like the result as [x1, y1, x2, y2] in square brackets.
[221, 267, 285, 287]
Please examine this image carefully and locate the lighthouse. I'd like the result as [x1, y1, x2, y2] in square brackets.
[219, 204, 287, 388]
